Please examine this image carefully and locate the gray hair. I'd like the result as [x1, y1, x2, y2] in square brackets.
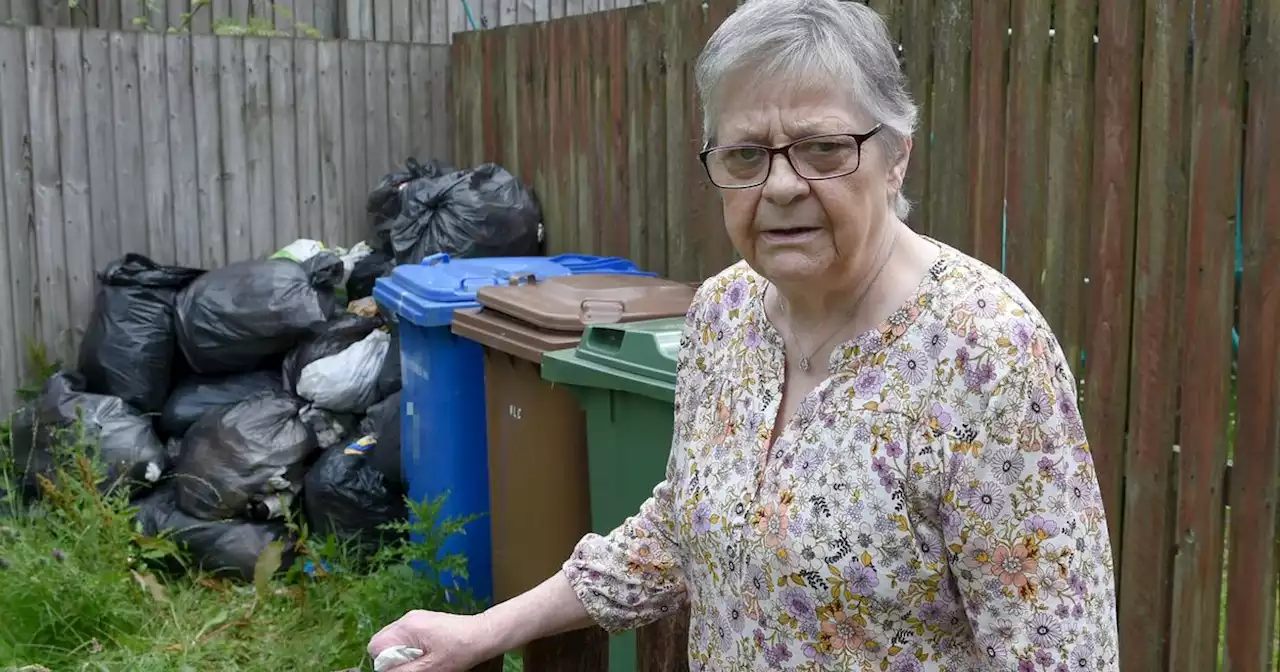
[694, 0, 918, 218]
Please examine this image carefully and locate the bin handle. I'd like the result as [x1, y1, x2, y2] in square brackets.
[423, 252, 451, 266]
[457, 276, 492, 291]
[579, 299, 626, 324]
[505, 272, 537, 286]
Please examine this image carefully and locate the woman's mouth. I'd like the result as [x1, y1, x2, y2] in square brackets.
[760, 227, 821, 243]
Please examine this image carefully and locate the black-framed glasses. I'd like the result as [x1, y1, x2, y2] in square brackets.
[698, 124, 884, 189]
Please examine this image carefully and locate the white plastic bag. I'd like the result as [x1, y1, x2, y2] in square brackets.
[295, 329, 391, 413]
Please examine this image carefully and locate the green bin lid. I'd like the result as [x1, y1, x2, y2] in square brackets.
[540, 316, 685, 403]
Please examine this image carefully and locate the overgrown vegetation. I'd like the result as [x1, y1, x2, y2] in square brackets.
[0, 408, 508, 670]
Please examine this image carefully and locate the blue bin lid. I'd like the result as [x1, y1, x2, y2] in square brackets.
[374, 252, 572, 327]
[548, 253, 657, 277]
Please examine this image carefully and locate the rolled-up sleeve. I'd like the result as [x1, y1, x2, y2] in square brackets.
[943, 335, 1120, 669]
[561, 291, 706, 634]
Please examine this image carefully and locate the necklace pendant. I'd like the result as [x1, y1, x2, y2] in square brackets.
[798, 356, 811, 372]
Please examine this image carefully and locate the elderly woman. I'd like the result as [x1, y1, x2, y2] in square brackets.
[369, 0, 1119, 669]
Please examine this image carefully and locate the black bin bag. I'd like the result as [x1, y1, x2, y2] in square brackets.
[77, 254, 205, 413]
[387, 163, 543, 264]
[174, 255, 344, 375]
[281, 312, 384, 394]
[9, 372, 167, 499]
[134, 484, 295, 582]
[359, 391, 402, 490]
[346, 249, 396, 301]
[173, 391, 318, 520]
[160, 370, 284, 439]
[367, 157, 455, 252]
[303, 438, 407, 554]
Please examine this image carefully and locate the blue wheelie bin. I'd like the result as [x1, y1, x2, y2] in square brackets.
[548, 254, 657, 277]
[373, 252, 573, 603]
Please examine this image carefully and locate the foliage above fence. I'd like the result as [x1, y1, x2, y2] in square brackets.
[452, 0, 1280, 669]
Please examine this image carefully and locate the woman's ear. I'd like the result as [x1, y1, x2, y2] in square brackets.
[888, 137, 912, 194]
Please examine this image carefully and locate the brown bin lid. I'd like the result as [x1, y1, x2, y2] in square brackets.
[476, 274, 696, 333]
[450, 275, 695, 363]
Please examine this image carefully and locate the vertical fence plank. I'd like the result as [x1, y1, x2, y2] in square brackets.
[0, 29, 18, 411]
[966, 0, 1006, 269]
[698, 0, 734, 275]
[604, 10, 626, 258]
[569, 16, 590, 254]
[540, 19, 566, 251]
[27, 27, 69, 361]
[429, 44, 450, 160]
[430, 0, 448, 44]
[373, 0, 391, 41]
[410, 0, 429, 43]
[269, 38, 299, 245]
[386, 43, 409, 164]
[1085, 0, 1142, 566]
[166, 33, 202, 269]
[1117, 1, 1190, 667]
[1168, 0, 1246, 668]
[191, 34, 226, 269]
[53, 28, 94, 354]
[243, 37, 274, 257]
[1002, 1, 1050, 300]
[339, 40, 365, 244]
[139, 32, 175, 264]
[110, 31, 146, 258]
[407, 42, 432, 158]
[661, 0, 691, 279]
[82, 30, 118, 277]
[293, 38, 322, 241]
[218, 35, 251, 261]
[925, 0, 969, 249]
[98, 0, 122, 31]
[316, 39, 345, 249]
[585, 13, 604, 256]
[0, 26, 35, 406]
[1043, 0, 1097, 373]
[900, 0, 931, 236]
[1224, 2, 1280, 669]
[363, 40, 390, 206]
[390, 0, 409, 41]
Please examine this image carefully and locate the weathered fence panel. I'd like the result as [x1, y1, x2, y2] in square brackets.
[0, 25, 451, 412]
[452, 0, 1279, 668]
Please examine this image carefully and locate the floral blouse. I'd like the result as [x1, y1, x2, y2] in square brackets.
[563, 243, 1120, 671]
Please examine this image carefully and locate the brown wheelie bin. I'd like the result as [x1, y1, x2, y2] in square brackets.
[450, 274, 695, 670]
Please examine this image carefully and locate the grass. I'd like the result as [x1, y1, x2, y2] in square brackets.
[0, 420, 520, 671]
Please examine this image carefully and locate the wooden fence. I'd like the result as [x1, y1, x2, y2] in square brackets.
[0, 0, 655, 42]
[0, 25, 452, 414]
[453, 0, 1280, 670]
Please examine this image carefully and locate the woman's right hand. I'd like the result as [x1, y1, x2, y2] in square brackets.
[367, 610, 497, 672]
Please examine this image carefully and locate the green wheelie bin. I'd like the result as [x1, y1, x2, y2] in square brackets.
[539, 317, 686, 672]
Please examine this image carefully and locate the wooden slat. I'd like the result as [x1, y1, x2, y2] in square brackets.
[373, 0, 391, 41]
[407, 43, 431, 159]
[82, 30, 118, 277]
[603, 10, 626, 258]
[363, 40, 390, 224]
[390, 0, 409, 41]
[541, 18, 566, 251]
[925, 0, 969, 249]
[1043, 0, 1097, 373]
[1116, 1, 1190, 667]
[430, 0, 448, 44]
[661, 0, 692, 280]
[429, 44, 450, 161]
[1084, 0, 1142, 567]
[269, 38, 300, 245]
[166, 33, 202, 269]
[316, 38, 345, 248]
[53, 28, 94, 356]
[697, 0, 734, 276]
[965, 0, 1005, 269]
[1168, 0, 1246, 667]
[410, 0, 430, 43]
[191, 34, 226, 268]
[243, 37, 274, 257]
[218, 35, 251, 261]
[1223, 2, 1280, 669]
[293, 37, 323, 241]
[0, 26, 35, 410]
[1002, 1, 1050, 300]
[339, 40, 365, 244]
[110, 31, 146, 257]
[139, 32, 176, 264]
[899, 0, 931, 236]
[386, 43, 410, 174]
[27, 27, 70, 361]
[0, 28, 19, 411]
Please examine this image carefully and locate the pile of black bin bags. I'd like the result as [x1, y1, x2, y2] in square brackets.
[6, 157, 543, 582]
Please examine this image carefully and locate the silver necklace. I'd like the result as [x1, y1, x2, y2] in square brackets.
[776, 229, 899, 373]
